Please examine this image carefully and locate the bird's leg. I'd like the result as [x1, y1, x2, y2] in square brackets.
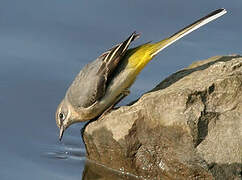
[113, 89, 130, 108]
[99, 89, 130, 118]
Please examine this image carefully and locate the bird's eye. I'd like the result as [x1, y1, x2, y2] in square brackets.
[59, 113, 65, 121]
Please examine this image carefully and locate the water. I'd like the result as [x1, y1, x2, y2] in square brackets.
[0, 0, 241, 179]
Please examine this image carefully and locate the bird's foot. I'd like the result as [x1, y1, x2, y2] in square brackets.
[98, 89, 130, 119]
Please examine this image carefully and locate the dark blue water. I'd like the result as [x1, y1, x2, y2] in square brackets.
[0, 0, 241, 179]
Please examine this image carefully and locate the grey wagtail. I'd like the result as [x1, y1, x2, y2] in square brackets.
[56, 8, 227, 141]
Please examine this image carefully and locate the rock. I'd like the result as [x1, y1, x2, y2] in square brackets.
[82, 55, 242, 180]
[82, 159, 140, 180]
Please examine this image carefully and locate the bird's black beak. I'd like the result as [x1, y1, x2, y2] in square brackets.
[59, 126, 64, 141]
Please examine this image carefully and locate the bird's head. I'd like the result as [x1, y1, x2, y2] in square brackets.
[55, 99, 77, 141]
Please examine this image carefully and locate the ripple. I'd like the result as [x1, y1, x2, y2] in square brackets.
[41, 142, 86, 161]
[45, 151, 69, 160]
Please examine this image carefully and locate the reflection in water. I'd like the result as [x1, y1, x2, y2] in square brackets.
[82, 160, 141, 180]
[43, 141, 86, 161]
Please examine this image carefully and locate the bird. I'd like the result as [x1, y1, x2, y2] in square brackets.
[56, 8, 227, 141]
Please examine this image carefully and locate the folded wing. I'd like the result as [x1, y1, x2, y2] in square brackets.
[67, 32, 140, 108]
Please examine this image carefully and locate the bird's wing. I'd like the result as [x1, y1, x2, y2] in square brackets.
[95, 32, 140, 102]
[66, 32, 140, 108]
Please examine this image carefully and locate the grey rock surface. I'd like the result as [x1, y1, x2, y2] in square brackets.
[83, 55, 242, 180]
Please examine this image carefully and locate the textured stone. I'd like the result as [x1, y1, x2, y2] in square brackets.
[83, 55, 242, 179]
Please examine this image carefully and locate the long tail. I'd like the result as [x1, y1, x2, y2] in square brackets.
[150, 8, 227, 57]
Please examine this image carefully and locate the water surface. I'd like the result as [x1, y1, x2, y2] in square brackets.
[0, 0, 241, 179]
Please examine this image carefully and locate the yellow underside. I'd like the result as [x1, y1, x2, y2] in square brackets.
[125, 39, 169, 74]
